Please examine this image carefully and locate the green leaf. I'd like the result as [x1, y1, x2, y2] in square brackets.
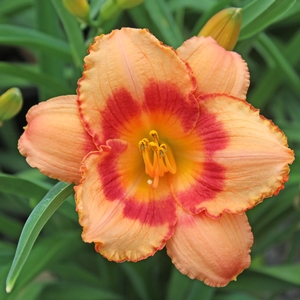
[0, 264, 12, 300]
[0, 242, 15, 265]
[250, 264, 300, 286]
[0, 62, 73, 95]
[256, 33, 300, 96]
[185, 281, 215, 300]
[248, 183, 298, 232]
[0, 0, 33, 16]
[191, 0, 233, 36]
[285, 96, 300, 124]
[144, 0, 183, 48]
[240, 0, 296, 40]
[55, 196, 78, 222]
[248, 29, 300, 109]
[6, 232, 81, 300]
[16, 169, 53, 190]
[213, 293, 261, 300]
[120, 263, 150, 300]
[0, 213, 23, 239]
[0, 118, 23, 152]
[90, 0, 106, 19]
[51, 0, 86, 72]
[252, 208, 298, 254]
[0, 192, 30, 216]
[50, 263, 103, 286]
[166, 267, 191, 300]
[128, 6, 163, 42]
[0, 153, 28, 173]
[13, 282, 50, 300]
[168, 0, 217, 11]
[0, 25, 71, 60]
[225, 269, 299, 293]
[287, 231, 300, 263]
[0, 74, 29, 89]
[276, 0, 300, 23]
[6, 182, 74, 293]
[0, 173, 48, 201]
[166, 267, 215, 300]
[241, 0, 275, 29]
[34, 0, 68, 100]
[41, 282, 123, 300]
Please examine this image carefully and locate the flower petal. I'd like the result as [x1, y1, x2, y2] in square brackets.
[78, 28, 197, 147]
[166, 207, 253, 287]
[170, 94, 294, 217]
[18, 95, 97, 184]
[177, 36, 249, 99]
[75, 138, 177, 262]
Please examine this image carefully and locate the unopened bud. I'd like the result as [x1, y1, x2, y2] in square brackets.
[63, 0, 90, 22]
[0, 88, 23, 123]
[100, 0, 121, 21]
[198, 7, 242, 51]
[100, 0, 144, 21]
[116, 0, 144, 9]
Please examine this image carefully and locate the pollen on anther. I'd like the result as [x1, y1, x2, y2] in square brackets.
[147, 179, 153, 185]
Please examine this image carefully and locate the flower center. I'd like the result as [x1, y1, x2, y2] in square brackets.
[138, 130, 177, 189]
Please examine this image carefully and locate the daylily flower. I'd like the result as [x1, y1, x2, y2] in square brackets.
[18, 28, 294, 287]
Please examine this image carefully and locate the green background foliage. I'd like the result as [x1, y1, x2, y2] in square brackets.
[0, 0, 300, 299]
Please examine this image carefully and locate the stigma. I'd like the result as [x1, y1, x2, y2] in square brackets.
[138, 130, 177, 189]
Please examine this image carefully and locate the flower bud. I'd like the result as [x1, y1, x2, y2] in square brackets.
[116, 0, 144, 9]
[198, 7, 242, 51]
[62, 0, 90, 22]
[100, 0, 144, 21]
[100, 0, 122, 21]
[0, 88, 23, 123]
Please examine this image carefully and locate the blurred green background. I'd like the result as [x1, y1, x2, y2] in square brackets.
[0, 0, 300, 299]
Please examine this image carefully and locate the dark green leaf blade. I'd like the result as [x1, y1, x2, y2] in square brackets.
[240, 0, 296, 40]
[6, 182, 74, 293]
[0, 25, 71, 60]
[144, 0, 183, 47]
[51, 0, 86, 72]
[250, 264, 300, 286]
[0, 0, 33, 16]
[0, 173, 48, 201]
[0, 62, 73, 95]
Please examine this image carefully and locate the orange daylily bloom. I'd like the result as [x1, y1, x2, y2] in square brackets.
[18, 28, 294, 287]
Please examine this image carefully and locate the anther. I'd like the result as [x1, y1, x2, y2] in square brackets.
[159, 144, 167, 157]
[138, 138, 149, 152]
[149, 130, 159, 144]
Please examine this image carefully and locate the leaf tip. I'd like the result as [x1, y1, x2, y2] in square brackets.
[6, 282, 13, 293]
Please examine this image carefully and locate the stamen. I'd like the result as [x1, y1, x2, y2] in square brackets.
[138, 130, 177, 189]
[138, 138, 149, 152]
[139, 138, 154, 175]
[161, 143, 177, 174]
[159, 144, 167, 157]
[149, 130, 159, 144]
